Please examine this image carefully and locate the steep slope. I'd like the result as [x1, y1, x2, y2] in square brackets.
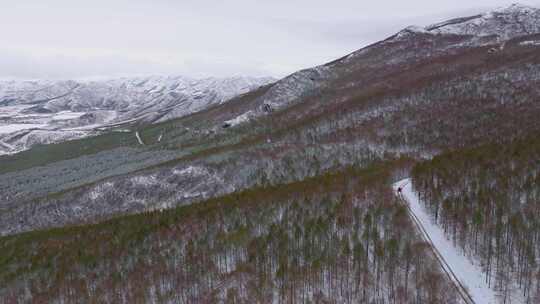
[1, 4, 539, 236]
[0, 76, 274, 155]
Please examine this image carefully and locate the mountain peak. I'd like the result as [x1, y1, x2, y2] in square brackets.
[423, 3, 540, 39]
[494, 3, 537, 13]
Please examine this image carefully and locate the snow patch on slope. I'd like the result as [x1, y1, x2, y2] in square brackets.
[52, 111, 86, 121]
[0, 124, 46, 134]
[224, 111, 254, 127]
[135, 131, 145, 145]
[394, 26, 431, 39]
[260, 65, 332, 111]
[520, 39, 540, 45]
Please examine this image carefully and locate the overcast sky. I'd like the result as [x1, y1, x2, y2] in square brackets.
[1, 0, 539, 79]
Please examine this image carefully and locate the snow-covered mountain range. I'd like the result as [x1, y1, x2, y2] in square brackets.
[0, 76, 274, 154]
[2, 3, 540, 236]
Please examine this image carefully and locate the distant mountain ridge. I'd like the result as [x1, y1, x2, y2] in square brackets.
[0, 75, 274, 154]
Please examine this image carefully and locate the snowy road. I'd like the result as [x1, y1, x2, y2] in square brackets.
[394, 179, 498, 304]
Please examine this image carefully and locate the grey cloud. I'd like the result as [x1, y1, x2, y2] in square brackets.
[1, 0, 540, 79]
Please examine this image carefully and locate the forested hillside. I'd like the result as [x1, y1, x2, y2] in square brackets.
[0, 161, 460, 303]
[412, 134, 540, 303]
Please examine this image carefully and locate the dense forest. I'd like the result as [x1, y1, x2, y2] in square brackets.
[0, 160, 461, 303]
[412, 134, 540, 303]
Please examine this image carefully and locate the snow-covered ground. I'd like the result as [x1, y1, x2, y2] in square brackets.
[52, 111, 86, 120]
[224, 111, 254, 127]
[425, 4, 540, 40]
[0, 123, 46, 134]
[135, 131, 145, 145]
[520, 40, 540, 46]
[394, 179, 498, 304]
